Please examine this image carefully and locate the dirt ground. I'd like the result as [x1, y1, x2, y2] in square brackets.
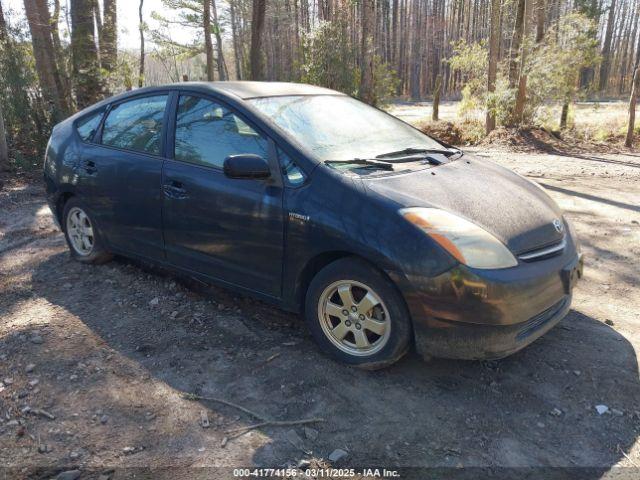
[1, 147, 640, 480]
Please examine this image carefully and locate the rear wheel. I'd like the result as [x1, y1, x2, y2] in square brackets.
[62, 198, 112, 264]
[304, 258, 411, 369]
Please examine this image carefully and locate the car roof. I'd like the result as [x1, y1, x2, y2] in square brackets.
[189, 81, 345, 99]
[69, 81, 344, 123]
[108, 81, 344, 102]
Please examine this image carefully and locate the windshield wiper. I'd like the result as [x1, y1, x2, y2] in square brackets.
[325, 158, 394, 171]
[376, 147, 456, 158]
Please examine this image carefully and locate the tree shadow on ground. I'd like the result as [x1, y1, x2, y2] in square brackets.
[538, 182, 640, 213]
[15, 251, 638, 479]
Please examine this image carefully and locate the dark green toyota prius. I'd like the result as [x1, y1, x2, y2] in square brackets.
[44, 81, 583, 369]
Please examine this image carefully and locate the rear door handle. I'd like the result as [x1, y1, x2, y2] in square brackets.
[163, 180, 187, 199]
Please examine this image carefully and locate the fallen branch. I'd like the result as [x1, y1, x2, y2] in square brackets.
[180, 391, 325, 440]
[226, 418, 325, 435]
[181, 392, 265, 420]
[265, 352, 280, 363]
[30, 408, 55, 420]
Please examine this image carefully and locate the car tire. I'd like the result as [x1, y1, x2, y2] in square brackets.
[62, 198, 112, 264]
[304, 257, 412, 369]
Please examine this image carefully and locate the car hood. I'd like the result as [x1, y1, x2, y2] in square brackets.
[363, 156, 564, 255]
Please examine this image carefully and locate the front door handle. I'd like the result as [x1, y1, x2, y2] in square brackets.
[163, 180, 188, 199]
[84, 160, 97, 175]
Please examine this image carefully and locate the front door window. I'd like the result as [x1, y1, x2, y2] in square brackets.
[174, 95, 269, 168]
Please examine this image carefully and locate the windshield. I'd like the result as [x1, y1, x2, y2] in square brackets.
[248, 95, 444, 161]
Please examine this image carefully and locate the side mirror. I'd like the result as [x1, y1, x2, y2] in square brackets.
[223, 154, 271, 180]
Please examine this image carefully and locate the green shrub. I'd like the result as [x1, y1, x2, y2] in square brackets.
[300, 20, 398, 105]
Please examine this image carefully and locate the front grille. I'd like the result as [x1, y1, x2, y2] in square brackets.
[516, 296, 568, 341]
[518, 237, 566, 262]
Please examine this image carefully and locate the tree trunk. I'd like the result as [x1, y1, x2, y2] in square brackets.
[635, 26, 640, 73]
[0, 0, 7, 41]
[626, 67, 639, 147]
[359, 0, 376, 105]
[510, 0, 531, 125]
[138, 0, 145, 87]
[230, 0, 243, 80]
[102, 0, 117, 71]
[0, 104, 8, 172]
[0, 1, 6, 150]
[203, 0, 215, 81]
[51, 0, 73, 108]
[598, 0, 616, 92]
[93, 0, 102, 65]
[560, 102, 569, 129]
[250, 0, 266, 80]
[211, 0, 228, 80]
[508, 0, 526, 87]
[23, 0, 69, 120]
[71, 0, 104, 108]
[513, 74, 527, 123]
[486, 0, 501, 133]
[535, 0, 545, 43]
[432, 74, 442, 121]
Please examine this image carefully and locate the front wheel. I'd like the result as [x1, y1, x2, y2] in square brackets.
[304, 258, 412, 369]
[62, 198, 112, 264]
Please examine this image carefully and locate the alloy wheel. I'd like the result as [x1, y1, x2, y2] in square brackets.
[66, 207, 95, 256]
[317, 280, 391, 356]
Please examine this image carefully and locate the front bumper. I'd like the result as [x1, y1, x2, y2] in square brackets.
[397, 246, 583, 360]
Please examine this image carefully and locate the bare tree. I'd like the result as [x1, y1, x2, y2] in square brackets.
[359, 0, 375, 105]
[512, 0, 532, 124]
[535, 0, 545, 43]
[102, 0, 117, 71]
[599, 0, 617, 92]
[139, 0, 145, 87]
[250, 0, 266, 80]
[229, 0, 243, 79]
[204, 0, 215, 81]
[508, 0, 526, 88]
[249, 0, 267, 80]
[626, 66, 639, 147]
[51, 0, 72, 106]
[0, 0, 8, 171]
[211, 0, 228, 80]
[93, 0, 102, 63]
[70, 0, 104, 108]
[486, 0, 501, 133]
[0, 104, 8, 171]
[0, 0, 6, 40]
[432, 74, 442, 121]
[23, 0, 69, 120]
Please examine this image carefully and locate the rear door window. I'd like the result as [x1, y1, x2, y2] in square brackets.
[101, 95, 168, 155]
[174, 95, 268, 169]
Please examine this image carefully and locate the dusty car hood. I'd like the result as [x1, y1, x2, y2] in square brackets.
[363, 156, 564, 255]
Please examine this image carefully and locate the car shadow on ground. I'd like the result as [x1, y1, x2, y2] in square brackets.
[25, 252, 640, 478]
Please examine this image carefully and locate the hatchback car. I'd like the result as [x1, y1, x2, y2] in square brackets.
[44, 81, 583, 368]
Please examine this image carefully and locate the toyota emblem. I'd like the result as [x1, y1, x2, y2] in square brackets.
[553, 219, 564, 233]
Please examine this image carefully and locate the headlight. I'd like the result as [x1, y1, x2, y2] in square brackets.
[400, 207, 518, 269]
